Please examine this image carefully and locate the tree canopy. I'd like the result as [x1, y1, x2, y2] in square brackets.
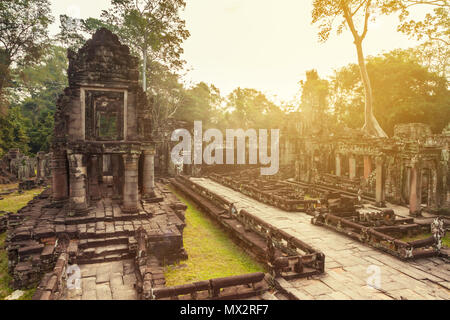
[0, 0, 53, 102]
[331, 48, 449, 135]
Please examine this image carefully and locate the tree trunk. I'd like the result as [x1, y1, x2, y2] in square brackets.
[355, 40, 388, 138]
[0, 51, 11, 114]
[142, 48, 147, 92]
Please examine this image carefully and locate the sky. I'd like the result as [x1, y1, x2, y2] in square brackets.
[48, 0, 426, 104]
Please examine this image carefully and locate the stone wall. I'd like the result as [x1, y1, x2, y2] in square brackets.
[0, 149, 38, 184]
[281, 121, 450, 215]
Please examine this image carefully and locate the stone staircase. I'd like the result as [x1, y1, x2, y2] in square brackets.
[76, 236, 137, 265]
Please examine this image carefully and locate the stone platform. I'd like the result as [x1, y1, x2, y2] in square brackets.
[5, 181, 187, 293]
[64, 260, 138, 300]
[192, 178, 450, 300]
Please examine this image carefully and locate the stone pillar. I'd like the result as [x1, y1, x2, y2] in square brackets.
[51, 152, 69, 201]
[430, 168, 438, 209]
[363, 156, 372, 181]
[112, 155, 123, 200]
[335, 154, 341, 177]
[37, 151, 46, 181]
[68, 153, 89, 216]
[122, 153, 140, 214]
[409, 157, 422, 216]
[349, 155, 357, 179]
[375, 156, 385, 207]
[89, 155, 101, 201]
[142, 150, 156, 199]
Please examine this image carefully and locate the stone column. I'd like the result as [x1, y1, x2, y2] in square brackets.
[89, 155, 101, 201]
[112, 155, 122, 200]
[363, 156, 372, 181]
[335, 154, 341, 177]
[142, 150, 156, 199]
[51, 152, 69, 202]
[409, 157, 422, 216]
[36, 152, 45, 181]
[375, 156, 385, 207]
[122, 153, 140, 214]
[68, 153, 89, 216]
[349, 155, 357, 179]
[430, 168, 438, 209]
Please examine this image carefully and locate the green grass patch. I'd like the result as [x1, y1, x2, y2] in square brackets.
[0, 186, 44, 300]
[165, 188, 265, 287]
[0, 232, 13, 299]
[0, 187, 44, 214]
[402, 233, 450, 248]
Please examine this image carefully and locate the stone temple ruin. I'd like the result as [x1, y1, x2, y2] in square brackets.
[2, 28, 449, 301]
[3, 29, 274, 300]
[0, 148, 51, 194]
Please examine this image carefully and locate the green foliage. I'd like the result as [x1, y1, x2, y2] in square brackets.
[148, 61, 186, 130]
[7, 46, 68, 154]
[331, 48, 450, 135]
[0, 106, 30, 155]
[102, 0, 190, 70]
[312, 0, 387, 43]
[0, 0, 54, 98]
[175, 82, 223, 127]
[225, 88, 285, 129]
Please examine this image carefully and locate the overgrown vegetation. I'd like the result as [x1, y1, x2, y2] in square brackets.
[402, 233, 450, 248]
[164, 189, 265, 286]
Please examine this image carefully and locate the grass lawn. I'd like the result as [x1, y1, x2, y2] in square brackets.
[0, 185, 45, 215]
[402, 233, 450, 248]
[0, 184, 44, 300]
[165, 188, 265, 287]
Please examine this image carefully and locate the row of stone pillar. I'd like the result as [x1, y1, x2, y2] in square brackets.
[51, 150, 155, 216]
[36, 151, 46, 181]
[335, 154, 371, 180]
[335, 154, 385, 206]
[334, 153, 427, 215]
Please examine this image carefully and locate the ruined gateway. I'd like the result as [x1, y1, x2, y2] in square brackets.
[3, 29, 449, 300]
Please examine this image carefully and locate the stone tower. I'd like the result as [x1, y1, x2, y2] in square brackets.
[51, 28, 155, 215]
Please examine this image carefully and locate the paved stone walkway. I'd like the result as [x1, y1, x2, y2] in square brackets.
[65, 259, 137, 300]
[193, 178, 450, 300]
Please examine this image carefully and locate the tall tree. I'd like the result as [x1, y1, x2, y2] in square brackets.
[175, 82, 223, 127]
[101, 0, 190, 92]
[147, 61, 186, 133]
[0, 0, 53, 104]
[312, 0, 388, 137]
